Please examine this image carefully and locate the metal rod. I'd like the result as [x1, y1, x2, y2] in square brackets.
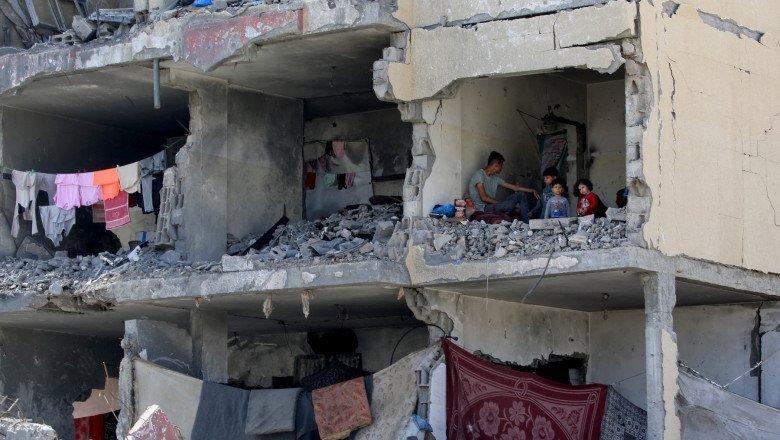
[153, 58, 160, 109]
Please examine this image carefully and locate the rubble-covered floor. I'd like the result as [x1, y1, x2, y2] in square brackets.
[0, 203, 636, 299]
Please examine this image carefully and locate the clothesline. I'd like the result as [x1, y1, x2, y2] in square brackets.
[0, 142, 176, 176]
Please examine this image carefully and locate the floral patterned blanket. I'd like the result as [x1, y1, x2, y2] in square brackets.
[442, 339, 608, 440]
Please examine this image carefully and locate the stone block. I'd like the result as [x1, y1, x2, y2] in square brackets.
[626, 159, 643, 178]
[127, 404, 181, 440]
[529, 218, 575, 230]
[606, 207, 627, 222]
[433, 233, 453, 251]
[220, 255, 253, 272]
[373, 221, 396, 243]
[0, 418, 57, 440]
[554, 1, 636, 48]
[16, 235, 54, 260]
[72, 15, 96, 41]
[382, 47, 404, 62]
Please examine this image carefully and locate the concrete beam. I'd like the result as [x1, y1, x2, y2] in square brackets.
[383, 5, 629, 101]
[190, 309, 227, 382]
[641, 272, 681, 440]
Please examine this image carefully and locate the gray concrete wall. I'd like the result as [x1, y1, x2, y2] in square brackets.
[226, 87, 303, 239]
[227, 325, 428, 388]
[0, 327, 122, 440]
[0, 106, 164, 173]
[589, 303, 769, 409]
[421, 289, 590, 366]
[587, 80, 626, 205]
[304, 109, 412, 197]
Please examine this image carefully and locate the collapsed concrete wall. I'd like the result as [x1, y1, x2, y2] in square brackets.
[637, 1, 780, 273]
[589, 302, 780, 410]
[0, 327, 122, 440]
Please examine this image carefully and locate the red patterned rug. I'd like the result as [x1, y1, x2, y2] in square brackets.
[443, 339, 607, 440]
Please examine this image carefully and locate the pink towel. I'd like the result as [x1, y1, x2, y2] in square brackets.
[345, 173, 355, 188]
[332, 141, 346, 158]
[104, 191, 130, 230]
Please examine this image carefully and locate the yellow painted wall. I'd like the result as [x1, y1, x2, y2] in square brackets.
[638, 2, 780, 273]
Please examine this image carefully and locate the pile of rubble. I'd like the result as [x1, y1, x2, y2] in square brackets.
[229, 203, 403, 265]
[0, 246, 215, 296]
[419, 215, 631, 261]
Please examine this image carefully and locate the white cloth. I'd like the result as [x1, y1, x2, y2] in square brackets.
[11, 170, 39, 237]
[35, 172, 58, 205]
[354, 345, 441, 440]
[139, 151, 167, 212]
[134, 359, 202, 440]
[39, 205, 75, 246]
[117, 162, 141, 194]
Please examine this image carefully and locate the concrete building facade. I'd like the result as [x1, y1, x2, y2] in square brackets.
[0, 0, 777, 439]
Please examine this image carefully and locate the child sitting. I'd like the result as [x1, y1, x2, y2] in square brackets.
[544, 178, 570, 218]
[530, 167, 559, 218]
[574, 178, 606, 217]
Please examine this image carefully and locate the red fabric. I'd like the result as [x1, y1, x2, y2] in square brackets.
[305, 172, 317, 190]
[312, 377, 372, 440]
[469, 210, 513, 224]
[75, 415, 104, 440]
[105, 191, 130, 230]
[442, 338, 607, 440]
[576, 192, 599, 217]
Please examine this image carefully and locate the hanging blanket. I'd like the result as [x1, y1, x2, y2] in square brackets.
[312, 377, 372, 440]
[599, 387, 646, 440]
[442, 338, 607, 440]
[105, 191, 131, 230]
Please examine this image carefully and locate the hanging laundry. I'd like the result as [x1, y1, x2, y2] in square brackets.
[312, 377, 372, 440]
[324, 174, 337, 187]
[139, 151, 167, 213]
[306, 172, 317, 190]
[74, 415, 104, 440]
[245, 388, 302, 436]
[318, 155, 328, 169]
[11, 170, 39, 237]
[35, 172, 57, 205]
[442, 338, 608, 440]
[54, 174, 81, 210]
[117, 162, 141, 194]
[105, 191, 131, 230]
[191, 381, 252, 440]
[345, 173, 355, 189]
[77, 173, 103, 206]
[93, 167, 121, 200]
[93, 202, 106, 223]
[337, 173, 346, 190]
[39, 206, 76, 247]
[600, 387, 646, 440]
[332, 141, 346, 158]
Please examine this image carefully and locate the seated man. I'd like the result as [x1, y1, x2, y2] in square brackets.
[468, 151, 539, 222]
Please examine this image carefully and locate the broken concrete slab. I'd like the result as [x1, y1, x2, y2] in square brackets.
[126, 404, 182, 440]
[606, 207, 627, 222]
[529, 218, 576, 230]
[0, 418, 58, 440]
[72, 15, 96, 41]
[15, 235, 54, 260]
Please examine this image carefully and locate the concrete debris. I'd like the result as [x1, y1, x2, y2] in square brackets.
[421, 216, 631, 261]
[15, 235, 55, 260]
[0, 417, 58, 440]
[263, 293, 273, 319]
[233, 204, 402, 266]
[606, 207, 627, 222]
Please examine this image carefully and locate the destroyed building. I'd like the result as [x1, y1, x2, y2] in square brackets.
[0, 0, 777, 439]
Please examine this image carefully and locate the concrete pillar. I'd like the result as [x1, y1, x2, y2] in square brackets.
[641, 272, 681, 440]
[190, 309, 228, 382]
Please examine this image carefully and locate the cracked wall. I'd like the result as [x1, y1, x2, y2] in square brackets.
[637, 1, 780, 273]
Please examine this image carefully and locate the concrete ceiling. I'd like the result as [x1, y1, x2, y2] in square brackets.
[0, 64, 191, 137]
[0, 270, 767, 338]
[426, 270, 767, 312]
